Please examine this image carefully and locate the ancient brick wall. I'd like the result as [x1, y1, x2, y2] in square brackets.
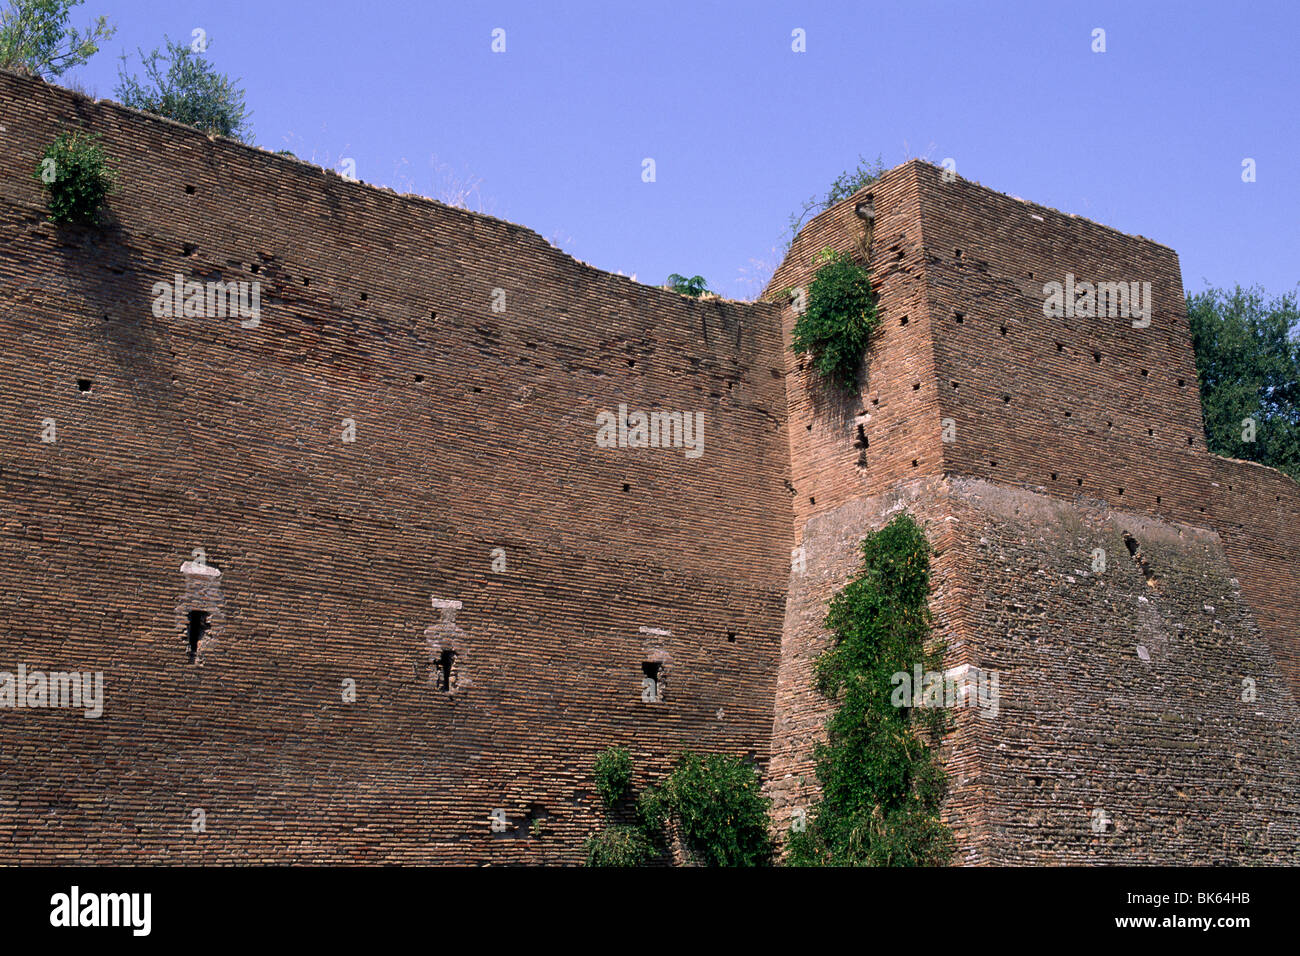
[938, 478, 1299, 863]
[910, 160, 1300, 703]
[763, 161, 1299, 863]
[4, 70, 1295, 865]
[0, 71, 794, 863]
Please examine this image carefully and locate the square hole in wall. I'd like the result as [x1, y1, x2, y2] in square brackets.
[641, 661, 662, 703]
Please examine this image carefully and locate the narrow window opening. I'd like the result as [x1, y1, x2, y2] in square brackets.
[77, 379, 91, 393]
[1093, 351, 1102, 363]
[622, 483, 631, 492]
[912, 382, 921, 391]
[954, 311, 965, 324]
[184, 184, 195, 194]
[853, 425, 868, 448]
[726, 631, 736, 643]
[182, 243, 197, 257]
[1056, 342, 1063, 352]
[360, 292, 368, 301]
[436, 649, 455, 692]
[641, 661, 661, 703]
[186, 610, 208, 663]
[1051, 472, 1058, 481]
[999, 325, 1007, 336]
[899, 315, 909, 325]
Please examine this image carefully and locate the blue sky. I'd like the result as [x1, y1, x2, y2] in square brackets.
[65, 0, 1299, 301]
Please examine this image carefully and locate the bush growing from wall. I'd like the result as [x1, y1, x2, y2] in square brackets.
[584, 823, 656, 867]
[583, 747, 773, 866]
[791, 248, 878, 391]
[592, 746, 633, 809]
[35, 129, 115, 224]
[666, 273, 709, 297]
[638, 751, 773, 866]
[785, 513, 954, 866]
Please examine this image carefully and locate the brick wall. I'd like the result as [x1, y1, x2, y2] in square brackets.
[3, 69, 1295, 865]
[763, 160, 1299, 863]
[0, 71, 793, 863]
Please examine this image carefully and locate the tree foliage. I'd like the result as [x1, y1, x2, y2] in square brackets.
[786, 514, 954, 867]
[0, 0, 112, 79]
[790, 248, 878, 390]
[115, 35, 251, 142]
[1188, 284, 1300, 482]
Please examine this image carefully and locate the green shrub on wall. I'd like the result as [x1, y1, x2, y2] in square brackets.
[583, 747, 773, 866]
[592, 746, 633, 809]
[639, 752, 773, 867]
[785, 513, 955, 866]
[35, 129, 116, 225]
[584, 823, 656, 867]
[790, 249, 878, 391]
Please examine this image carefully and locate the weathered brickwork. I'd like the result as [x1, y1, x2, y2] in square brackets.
[0, 72, 793, 863]
[1, 72, 1296, 864]
[763, 161, 1299, 863]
